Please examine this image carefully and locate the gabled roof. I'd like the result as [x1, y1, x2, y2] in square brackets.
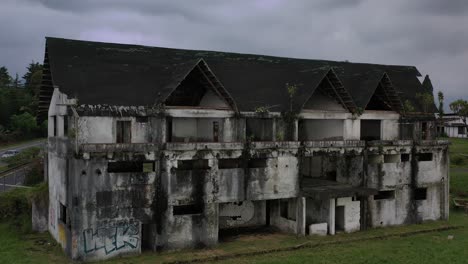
[39, 37, 431, 116]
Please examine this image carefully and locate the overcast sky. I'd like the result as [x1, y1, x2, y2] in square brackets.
[1, 0, 467, 107]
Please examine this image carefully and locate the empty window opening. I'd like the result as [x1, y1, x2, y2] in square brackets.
[108, 161, 143, 173]
[141, 224, 152, 251]
[246, 118, 273, 141]
[414, 188, 427, 200]
[280, 199, 296, 221]
[136, 116, 148, 123]
[360, 120, 381, 141]
[116, 121, 131, 143]
[173, 204, 203, 215]
[167, 118, 173, 142]
[374, 190, 395, 200]
[143, 162, 156, 172]
[384, 154, 400, 163]
[421, 122, 428, 139]
[53, 115, 57, 136]
[326, 171, 337, 181]
[368, 154, 383, 164]
[218, 158, 243, 169]
[458, 126, 466, 135]
[177, 159, 210, 170]
[401, 153, 410, 162]
[63, 116, 68, 136]
[298, 119, 344, 141]
[335, 205, 345, 232]
[416, 153, 433, 162]
[400, 122, 414, 140]
[213, 121, 219, 142]
[170, 118, 223, 143]
[248, 158, 268, 168]
[59, 203, 67, 225]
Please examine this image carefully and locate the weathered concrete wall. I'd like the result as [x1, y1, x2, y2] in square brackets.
[32, 197, 48, 232]
[336, 197, 360, 232]
[45, 90, 449, 261]
[219, 201, 266, 229]
[76, 116, 159, 144]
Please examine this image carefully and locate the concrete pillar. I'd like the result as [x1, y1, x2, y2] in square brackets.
[272, 118, 277, 141]
[293, 120, 299, 141]
[58, 115, 65, 137]
[223, 118, 233, 142]
[296, 197, 306, 236]
[48, 116, 55, 137]
[328, 198, 335, 235]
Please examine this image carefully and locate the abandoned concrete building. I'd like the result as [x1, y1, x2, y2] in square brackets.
[38, 37, 449, 261]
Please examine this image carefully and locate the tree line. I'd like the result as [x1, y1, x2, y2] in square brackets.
[0, 63, 46, 144]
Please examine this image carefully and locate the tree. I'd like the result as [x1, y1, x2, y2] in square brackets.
[10, 112, 38, 136]
[416, 92, 434, 113]
[437, 91, 444, 136]
[22, 61, 43, 91]
[449, 99, 468, 128]
[437, 91, 444, 117]
[0, 66, 12, 87]
[22, 62, 43, 115]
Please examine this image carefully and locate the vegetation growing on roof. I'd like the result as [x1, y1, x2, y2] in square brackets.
[416, 92, 434, 113]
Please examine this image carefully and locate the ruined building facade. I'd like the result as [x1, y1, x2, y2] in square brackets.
[39, 38, 449, 261]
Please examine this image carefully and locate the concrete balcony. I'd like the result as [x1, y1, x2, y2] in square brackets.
[417, 140, 450, 146]
[79, 143, 159, 153]
[165, 142, 244, 151]
[303, 140, 364, 148]
[366, 140, 413, 147]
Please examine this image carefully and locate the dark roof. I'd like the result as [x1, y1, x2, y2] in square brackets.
[40, 37, 431, 114]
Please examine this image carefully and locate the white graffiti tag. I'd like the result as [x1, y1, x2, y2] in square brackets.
[83, 223, 139, 255]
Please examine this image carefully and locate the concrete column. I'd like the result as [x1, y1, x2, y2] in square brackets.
[328, 198, 335, 235]
[223, 118, 233, 142]
[293, 120, 299, 141]
[272, 118, 277, 141]
[344, 119, 360, 140]
[48, 116, 55, 137]
[296, 197, 306, 236]
[57, 115, 64, 137]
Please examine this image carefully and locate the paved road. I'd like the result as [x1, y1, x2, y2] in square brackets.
[0, 139, 45, 167]
[0, 139, 45, 155]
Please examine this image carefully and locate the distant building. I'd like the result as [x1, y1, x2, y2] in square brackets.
[438, 113, 467, 138]
[39, 37, 449, 262]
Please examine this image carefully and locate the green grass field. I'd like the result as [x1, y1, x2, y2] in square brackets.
[0, 138, 466, 263]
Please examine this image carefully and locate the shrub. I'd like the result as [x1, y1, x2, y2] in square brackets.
[0, 183, 48, 234]
[24, 158, 44, 186]
[0, 188, 32, 233]
[452, 155, 467, 166]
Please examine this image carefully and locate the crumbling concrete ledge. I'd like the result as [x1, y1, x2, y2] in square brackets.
[166, 225, 462, 264]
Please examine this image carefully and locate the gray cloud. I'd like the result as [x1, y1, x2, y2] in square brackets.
[405, 0, 468, 15]
[1, 0, 467, 108]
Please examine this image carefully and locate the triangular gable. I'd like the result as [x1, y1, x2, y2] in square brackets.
[301, 69, 357, 113]
[364, 73, 403, 112]
[164, 59, 238, 111]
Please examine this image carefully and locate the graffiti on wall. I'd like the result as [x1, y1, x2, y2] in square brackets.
[83, 222, 140, 255]
[49, 206, 55, 229]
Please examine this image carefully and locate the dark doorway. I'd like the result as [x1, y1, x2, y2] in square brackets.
[335, 205, 345, 232]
